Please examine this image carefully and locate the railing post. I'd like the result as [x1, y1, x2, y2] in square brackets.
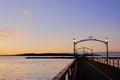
[118, 60, 119, 68]
[68, 69, 70, 79]
[63, 75, 66, 80]
[113, 60, 114, 66]
[108, 59, 110, 65]
[105, 58, 107, 64]
[102, 58, 103, 63]
[110, 59, 112, 66]
[103, 58, 105, 64]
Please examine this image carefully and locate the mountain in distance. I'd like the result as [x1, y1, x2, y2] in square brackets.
[16, 53, 74, 56]
[16, 53, 101, 56]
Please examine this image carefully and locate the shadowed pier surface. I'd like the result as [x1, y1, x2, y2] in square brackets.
[76, 57, 120, 80]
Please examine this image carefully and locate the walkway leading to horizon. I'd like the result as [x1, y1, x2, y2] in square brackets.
[76, 57, 120, 80]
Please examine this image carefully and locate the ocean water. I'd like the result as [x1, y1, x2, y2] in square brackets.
[95, 52, 120, 57]
[78, 52, 120, 57]
[0, 56, 74, 80]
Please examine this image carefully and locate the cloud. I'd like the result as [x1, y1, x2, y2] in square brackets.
[0, 27, 28, 39]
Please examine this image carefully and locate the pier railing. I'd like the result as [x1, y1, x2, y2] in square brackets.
[89, 57, 120, 69]
[52, 58, 78, 80]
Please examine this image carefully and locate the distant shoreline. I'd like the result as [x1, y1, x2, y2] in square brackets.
[0, 53, 100, 56]
[0, 52, 120, 57]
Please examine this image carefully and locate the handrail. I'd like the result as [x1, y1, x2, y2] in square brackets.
[52, 58, 78, 80]
[88, 57, 120, 69]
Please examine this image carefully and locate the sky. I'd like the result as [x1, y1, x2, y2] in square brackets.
[0, 0, 120, 55]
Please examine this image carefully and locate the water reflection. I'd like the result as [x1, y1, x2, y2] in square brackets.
[0, 57, 73, 80]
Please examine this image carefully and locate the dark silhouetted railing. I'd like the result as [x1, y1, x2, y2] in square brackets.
[52, 58, 78, 80]
[89, 57, 120, 69]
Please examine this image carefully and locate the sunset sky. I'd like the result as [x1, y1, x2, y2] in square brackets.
[0, 0, 120, 55]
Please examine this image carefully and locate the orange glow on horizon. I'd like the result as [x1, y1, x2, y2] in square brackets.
[0, 42, 119, 55]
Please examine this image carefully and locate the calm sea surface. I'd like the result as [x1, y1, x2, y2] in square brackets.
[95, 52, 120, 57]
[0, 56, 74, 80]
[78, 52, 120, 57]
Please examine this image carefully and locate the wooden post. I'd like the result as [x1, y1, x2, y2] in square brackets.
[113, 60, 114, 66]
[118, 60, 119, 68]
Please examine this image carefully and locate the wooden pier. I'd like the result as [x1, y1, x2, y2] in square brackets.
[53, 57, 120, 80]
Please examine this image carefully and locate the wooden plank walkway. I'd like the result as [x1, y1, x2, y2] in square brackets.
[76, 57, 120, 80]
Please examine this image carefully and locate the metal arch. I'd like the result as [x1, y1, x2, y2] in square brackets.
[75, 38, 107, 44]
[73, 38, 108, 64]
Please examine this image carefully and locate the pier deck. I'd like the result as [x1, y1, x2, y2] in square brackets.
[76, 57, 120, 80]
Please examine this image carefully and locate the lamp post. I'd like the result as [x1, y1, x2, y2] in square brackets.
[73, 38, 76, 57]
[105, 38, 109, 64]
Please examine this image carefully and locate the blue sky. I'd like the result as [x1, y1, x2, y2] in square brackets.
[0, 0, 120, 54]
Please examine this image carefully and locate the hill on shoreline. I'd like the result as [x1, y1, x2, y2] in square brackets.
[0, 53, 101, 56]
[16, 53, 74, 56]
